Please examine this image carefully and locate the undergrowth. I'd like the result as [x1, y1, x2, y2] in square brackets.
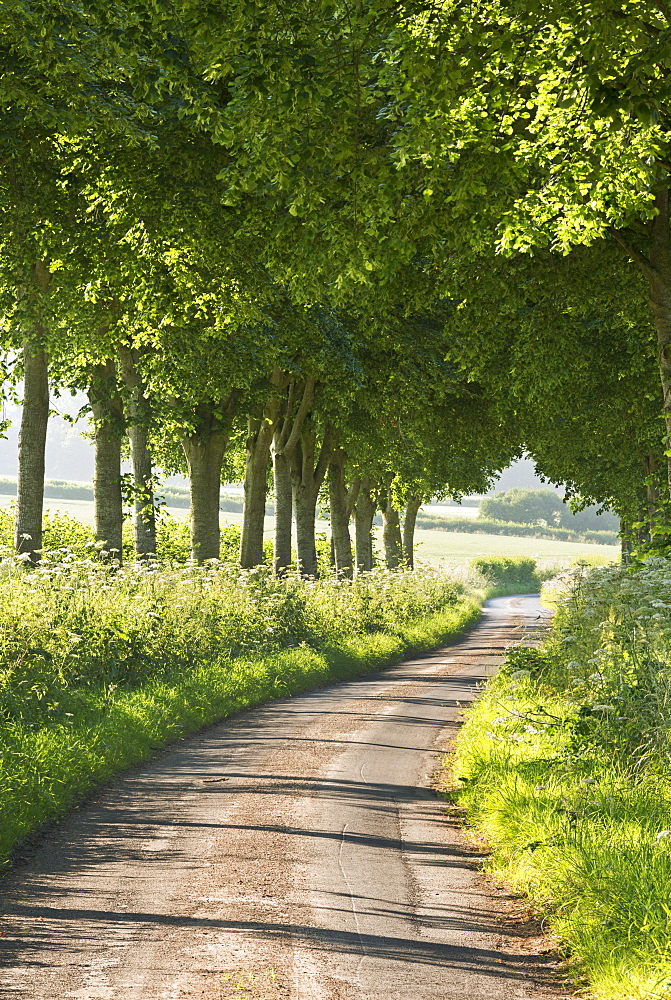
[452, 560, 671, 999]
[0, 543, 480, 870]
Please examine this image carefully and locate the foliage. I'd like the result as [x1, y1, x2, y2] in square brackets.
[0, 506, 96, 554]
[0, 552, 478, 868]
[453, 562, 671, 998]
[469, 556, 540, 592]
[0, 507, 274, 566]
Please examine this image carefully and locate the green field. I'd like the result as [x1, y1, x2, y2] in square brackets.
[0, 495, 619, 566]
[412, 525, 618, 566]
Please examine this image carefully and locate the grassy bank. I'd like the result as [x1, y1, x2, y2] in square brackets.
[451, 560, 671, 999]
[0, 549, 481, 870]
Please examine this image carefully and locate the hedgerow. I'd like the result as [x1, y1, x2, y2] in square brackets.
[452, 561, 671, 999]
[0, 543, 479, 870]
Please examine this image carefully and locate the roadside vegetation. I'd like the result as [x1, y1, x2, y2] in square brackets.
[452, 562, 671, 999]
[0, 539, 488, 872]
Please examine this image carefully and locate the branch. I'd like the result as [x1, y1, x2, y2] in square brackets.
[608, 227, 656, 280]
[282, 376, 315, 457]
[314, 426, 337, 489]
[345, 477, 361, 520]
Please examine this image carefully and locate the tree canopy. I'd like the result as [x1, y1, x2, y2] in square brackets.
[2, 0, 667, 566]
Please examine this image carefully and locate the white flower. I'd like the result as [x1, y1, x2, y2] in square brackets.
[657, 831, 671, 840]
[591, 704, 615, 712]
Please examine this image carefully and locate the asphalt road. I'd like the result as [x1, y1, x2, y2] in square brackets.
[0, 594, 570, 1000]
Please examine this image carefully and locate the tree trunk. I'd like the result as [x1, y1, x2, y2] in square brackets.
[620, 516, 633, 564]
[328, 448, 353, 578]
[118, 346, 156, 560]
[128, 422, 156, 558]
[638, 188, 671, 497]
[382, 493, 403, 569]
[402, 496, 422, 569]
[182, 431, 226, 563]
[354, 477, 375, 573]
[294, 482, 319, 578]
[289, 419, 334, 578]
[642, 452, 662, 546]
[15, 345, 49, 563]
[180, 397, 237, 563]
[239, 417, 270, 567]
[272, 377, 333, 578]
[272, 430, 293, 574]
[240, 393, 282, 568]
[272, 377, 315, 574]
[89, 360, 124, 560]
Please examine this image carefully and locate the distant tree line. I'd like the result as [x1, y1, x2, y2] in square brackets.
[479, 490, 619, 534]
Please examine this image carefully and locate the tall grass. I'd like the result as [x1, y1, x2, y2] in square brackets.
[0, 541, 479, 870]
[452, 560, 671, 999]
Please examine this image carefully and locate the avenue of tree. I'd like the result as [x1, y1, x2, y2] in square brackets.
[1, 1, 669, 570]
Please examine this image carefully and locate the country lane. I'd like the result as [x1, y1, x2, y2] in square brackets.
[0, 594, 575, 1000]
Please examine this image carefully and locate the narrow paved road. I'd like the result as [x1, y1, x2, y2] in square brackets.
[0, 595, 569, 1000]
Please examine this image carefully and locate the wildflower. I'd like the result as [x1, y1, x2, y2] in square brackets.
[657, 831, 671, 840]
[591, 704, 615, 712]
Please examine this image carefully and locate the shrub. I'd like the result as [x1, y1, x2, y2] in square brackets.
[469, 555, 539, 591]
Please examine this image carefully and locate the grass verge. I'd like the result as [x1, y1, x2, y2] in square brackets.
[0, 553, 480, 871]
[451, 560, 671, 1000]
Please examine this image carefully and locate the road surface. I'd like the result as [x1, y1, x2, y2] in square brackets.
[0, 595, 570, 1000]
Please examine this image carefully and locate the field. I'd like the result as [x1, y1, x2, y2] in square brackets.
[412, 525, 618, 566]
[0, 495, 619, 566]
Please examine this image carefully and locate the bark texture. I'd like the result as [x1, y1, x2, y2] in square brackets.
[382, 493, 403, 569]
[328, 449, 354, 578]
[89, 360, 124, 560]
[354, 477, 375, 573]
[15, 345, 49, 563]
[118, 346, 156, 560]
[181, 398, 236, 563]
[402, 496, 422, 569]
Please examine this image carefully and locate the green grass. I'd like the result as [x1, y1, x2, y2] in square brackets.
[413, 525, 619, 566]
[451, 560, 671, 999]
[0, 551, 481, 871]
